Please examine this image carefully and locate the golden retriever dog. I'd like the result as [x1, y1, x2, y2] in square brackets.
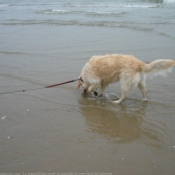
[77, 54, 175, 103]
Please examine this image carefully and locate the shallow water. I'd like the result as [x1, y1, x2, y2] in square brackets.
[0, 0, 175, 174]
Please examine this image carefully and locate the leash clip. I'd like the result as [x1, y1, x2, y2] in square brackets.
[78, 77, 84, 82]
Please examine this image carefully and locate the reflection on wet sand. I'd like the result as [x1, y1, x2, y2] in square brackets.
[78, 93, 170, 148]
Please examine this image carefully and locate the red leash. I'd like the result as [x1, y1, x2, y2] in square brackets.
[0, 78, 79, 95]
[45, 79, 79, 88]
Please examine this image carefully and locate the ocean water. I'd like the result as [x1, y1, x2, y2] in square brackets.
[0, 0, 175, 82]
[0, 0, 175, 174]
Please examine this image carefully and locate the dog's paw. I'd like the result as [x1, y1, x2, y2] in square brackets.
[113, 100, 120, 104]
[142, 98, 147, 102]
[94, 91, 98, 96]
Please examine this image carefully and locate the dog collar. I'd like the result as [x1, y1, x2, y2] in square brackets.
[79, 77, 84, 82]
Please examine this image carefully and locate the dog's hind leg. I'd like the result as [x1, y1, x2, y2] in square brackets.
[114, 86, 131, 104]
[114, 74, 132, 104]
[114, 72, 140, 103]
[138, 82, 147, 101]
[138, 73, 147, 101]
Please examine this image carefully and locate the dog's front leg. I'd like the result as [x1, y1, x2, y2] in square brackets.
[98, 84, 106, 96]
[88, 84, 100, 96]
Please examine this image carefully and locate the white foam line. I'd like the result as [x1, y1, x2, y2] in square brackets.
[164, 0, 175, 3]
[0, 4, 9, 7]
[1, 116, 7, 120]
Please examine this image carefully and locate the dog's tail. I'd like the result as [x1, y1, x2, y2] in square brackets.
[143, 59, 175, 78]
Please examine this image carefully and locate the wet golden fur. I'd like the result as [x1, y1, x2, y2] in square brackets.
[77, 54, 175, 103]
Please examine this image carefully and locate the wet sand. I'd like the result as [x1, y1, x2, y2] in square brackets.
[0, 70, 175, 174]
[1, 1, 175, 173]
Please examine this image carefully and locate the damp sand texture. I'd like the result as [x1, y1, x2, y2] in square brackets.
[0, 0, 175, 174]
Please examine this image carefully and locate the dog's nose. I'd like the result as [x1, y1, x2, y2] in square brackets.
[94, 91, 98, 96]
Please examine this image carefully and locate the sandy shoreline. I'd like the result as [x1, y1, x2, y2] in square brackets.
[1, 0, 175, 173]
[0, 73, 175, 174]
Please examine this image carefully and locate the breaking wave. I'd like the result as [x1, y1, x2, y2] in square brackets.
[38, 9, 73, 15]
[0, 4, 10, 7]
[0, 19, 152, 30]
[163, 0, 175, 2]
[139, 0, 175, 3]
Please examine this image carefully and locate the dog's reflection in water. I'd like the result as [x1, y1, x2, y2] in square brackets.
[79, 96, 167, 147]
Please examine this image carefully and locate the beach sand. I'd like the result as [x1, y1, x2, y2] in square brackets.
[1, 62, 175, 174]
[1, 0, 175, 174]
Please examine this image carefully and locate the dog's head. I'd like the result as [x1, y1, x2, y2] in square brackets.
[76, 77, 89, 92]
[76, 79, 82, 89]
[76, 77, 84, 89]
